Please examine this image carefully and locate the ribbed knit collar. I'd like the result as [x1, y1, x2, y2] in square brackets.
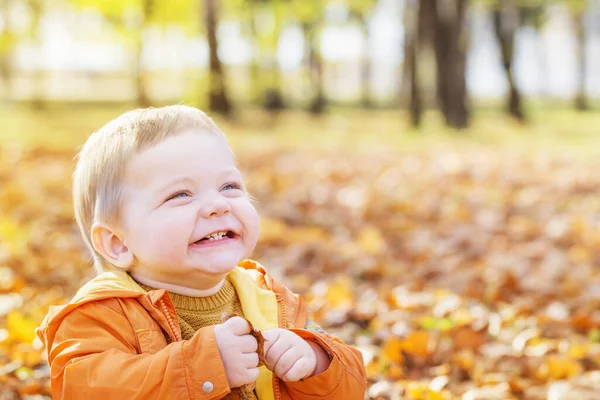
[136, 279, 236, 312]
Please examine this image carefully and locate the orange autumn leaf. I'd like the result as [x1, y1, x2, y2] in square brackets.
[325, 276, 354, 308]
[365, 357, 385, 379]
[536, 355, 583, 381]
[450, 326, 486, 352]
[357, 227, 386, 255]
[383, 331, 434, 362]
[382, 337, 405, 364]
[6, 311, 38, 344]
[385, 363, 404, 380]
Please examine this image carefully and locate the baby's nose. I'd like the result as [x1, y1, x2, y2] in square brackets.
[200, 197, 231, 218]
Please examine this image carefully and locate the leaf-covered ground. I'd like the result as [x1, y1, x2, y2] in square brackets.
[2, 113, 600, 399]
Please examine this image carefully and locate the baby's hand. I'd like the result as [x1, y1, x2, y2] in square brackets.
[262, 329, 317, 382]
[214, 316, 260, 388]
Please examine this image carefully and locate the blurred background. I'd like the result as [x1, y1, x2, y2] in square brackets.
[0, 0, 598, 120]
[2, 0, 600, 399]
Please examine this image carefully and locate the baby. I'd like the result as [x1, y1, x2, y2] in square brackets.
[37, 105, 367, 399]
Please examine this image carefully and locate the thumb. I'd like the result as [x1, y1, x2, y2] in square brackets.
[224, 316, 252, 336]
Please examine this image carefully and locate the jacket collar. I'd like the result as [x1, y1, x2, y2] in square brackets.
[71, 269, 146, 303]
[41, 260, 276, 327]
[69, 259, 272, 304]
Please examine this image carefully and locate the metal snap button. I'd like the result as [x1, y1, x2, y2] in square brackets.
[202, 381, 214, 393]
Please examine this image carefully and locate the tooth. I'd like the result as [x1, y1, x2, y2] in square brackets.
[203, 231, 228, 241]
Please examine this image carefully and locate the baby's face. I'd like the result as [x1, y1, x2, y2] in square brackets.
[116, 130, 259, 290]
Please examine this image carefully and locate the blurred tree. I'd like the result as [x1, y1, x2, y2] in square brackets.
[568, 0, 588, 110]
[402, 0, 424, 127]
[304, 21, 325, 113]
[431, 0, 470, 129]
[411, 0, 470, 128]
[263, 0, 286, 110]
[204, 0, 231, 114]
[224, 0, 288, 110]
[27, 0, 44, 109]
[345, 0, 378, 108]
[291, 0, 326, 113]
[244, 0, 286, 111]
[0, 0, 14, 102]
[492, 0, 525, 121]
[151, 0, 230, 112]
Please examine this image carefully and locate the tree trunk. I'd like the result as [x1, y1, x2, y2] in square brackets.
[135, 0, 152, 108]
[360, 20, 372, 108]
[205, 0, 231, 114]
[572, 10, 588, 111]
[28, 0, 45, 110]
[402, 0, 423, 127]
[432, 0, 470, 129]
[492, 0, 525, 121]
[304, 24, 325, 114]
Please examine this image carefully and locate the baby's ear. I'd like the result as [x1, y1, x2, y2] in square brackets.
[91, 223, 134, 269]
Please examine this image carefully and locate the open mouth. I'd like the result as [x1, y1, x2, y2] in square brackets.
[194, 230, 237, 244]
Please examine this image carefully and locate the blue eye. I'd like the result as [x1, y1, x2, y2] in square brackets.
[222, 182, 243, 191]
[166, 191, 190, 201]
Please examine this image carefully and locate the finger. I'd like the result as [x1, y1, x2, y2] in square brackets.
[265, 337, 293, 369]
[282, 357, 314, 382]
[262, 329, 281, 343]
[273, 347, 300, 379]
[248, 367, 260, 383]
[243, 352, 259, 368]
[239, 335, 258, 353]
[225, 316, 251, 336]
[261, 329, 281, 355]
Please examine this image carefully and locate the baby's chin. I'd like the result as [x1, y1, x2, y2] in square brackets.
[187, 255, 245, 275]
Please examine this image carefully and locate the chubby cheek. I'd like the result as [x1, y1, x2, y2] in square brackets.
[128, 212, 192, 262]
[239, 202, 260, 255]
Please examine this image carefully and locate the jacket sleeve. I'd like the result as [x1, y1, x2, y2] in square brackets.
[281, 328, 367, 400]
[264, 274, 367, 399]
[42, 301, 231, 400]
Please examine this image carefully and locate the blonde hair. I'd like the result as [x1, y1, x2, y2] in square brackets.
[73, 105, 226, 272]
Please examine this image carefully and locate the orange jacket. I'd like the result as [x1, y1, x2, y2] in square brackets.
[37, 260, 367, 400]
